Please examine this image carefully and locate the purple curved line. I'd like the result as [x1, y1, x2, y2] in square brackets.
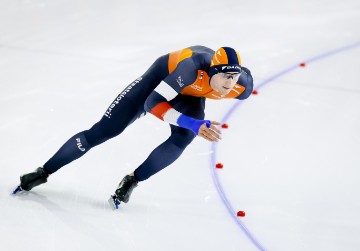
[210, 142, 266, 250]
[210, 41, 360, 251]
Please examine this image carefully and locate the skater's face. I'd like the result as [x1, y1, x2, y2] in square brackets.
[210, 72, 241, 96]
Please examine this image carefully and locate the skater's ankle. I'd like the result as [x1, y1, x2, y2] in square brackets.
[128, 172, 140, 182]
[42, 166, 51, 176]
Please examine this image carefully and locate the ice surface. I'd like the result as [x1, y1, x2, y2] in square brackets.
[1, 0, 360, 250]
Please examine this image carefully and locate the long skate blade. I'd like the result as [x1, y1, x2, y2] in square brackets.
[108, 195, 121, 210]
[12, 185, 23, 195]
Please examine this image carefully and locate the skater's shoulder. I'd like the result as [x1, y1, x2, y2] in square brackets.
[189, 46, 214, 59]
[187, 46, 214, 69]
[188, 45, 215, 55]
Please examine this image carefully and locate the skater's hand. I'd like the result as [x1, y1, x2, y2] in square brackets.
[198, 121, 222, 142]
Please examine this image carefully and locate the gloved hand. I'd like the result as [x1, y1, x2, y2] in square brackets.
[177, 115, 222, 142]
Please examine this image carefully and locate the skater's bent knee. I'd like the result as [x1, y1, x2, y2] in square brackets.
[169, 131, 195, 149]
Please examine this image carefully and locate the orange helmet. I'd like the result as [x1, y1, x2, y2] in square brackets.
[209, 47, 242, 77]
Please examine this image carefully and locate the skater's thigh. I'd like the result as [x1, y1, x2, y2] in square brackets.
[84, 55, 170, 146]
[169, 94, 205, 120]
[169, 124, 196, 148]
[85, 96, 144, 146]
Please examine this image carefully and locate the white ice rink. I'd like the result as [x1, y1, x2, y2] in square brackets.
[1, 0, 360, 250]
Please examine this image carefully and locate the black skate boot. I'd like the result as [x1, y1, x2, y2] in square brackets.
[13, 167, 49, 194]
[108, 175, 138, 209]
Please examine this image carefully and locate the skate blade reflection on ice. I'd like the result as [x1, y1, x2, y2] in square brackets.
[108, 195, 121, 210]
[12, 185, 23, 195]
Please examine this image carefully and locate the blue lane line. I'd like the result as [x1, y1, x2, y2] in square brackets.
[210, 142, 266, 251]
[210, 41, 360, 251]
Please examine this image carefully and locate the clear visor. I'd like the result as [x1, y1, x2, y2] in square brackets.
[218, 72, 241, 80]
